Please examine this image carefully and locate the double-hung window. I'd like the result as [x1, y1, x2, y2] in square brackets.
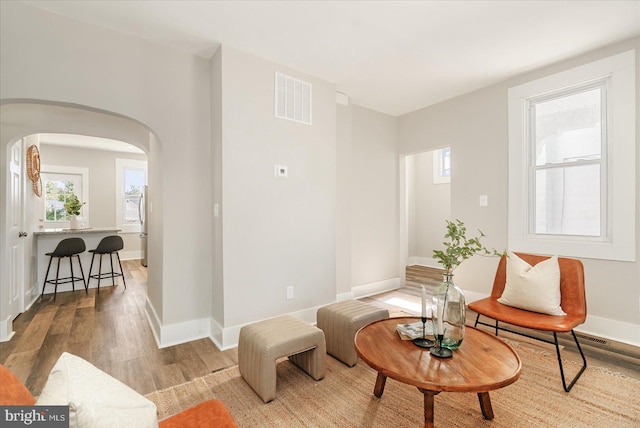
[530, 83, 605, 237]
[115, 158, 147, 233]
[508, 50, 635, 261]
[42, 166, 89, 226]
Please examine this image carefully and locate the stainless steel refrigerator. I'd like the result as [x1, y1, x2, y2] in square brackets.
[139, 185, 148, 267]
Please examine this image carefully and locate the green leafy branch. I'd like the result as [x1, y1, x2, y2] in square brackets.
[64, 193, 85, 216]
[432, 219, 504, 274]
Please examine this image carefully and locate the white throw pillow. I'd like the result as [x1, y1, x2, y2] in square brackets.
[36, 352, 158, 428]
[498, 252, 566, 316]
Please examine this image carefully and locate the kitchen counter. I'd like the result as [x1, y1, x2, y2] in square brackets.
[35, 227, 123, 296]
[34, 227, 121, 236]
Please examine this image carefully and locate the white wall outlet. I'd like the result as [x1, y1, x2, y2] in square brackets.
[286, 286, 294, 300]
[479, 195, 488, 207]
[213, 203, 219, 218]
[274, 165, 288, 178]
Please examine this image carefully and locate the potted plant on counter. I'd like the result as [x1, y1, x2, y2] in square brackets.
[64, 193, 85, 229]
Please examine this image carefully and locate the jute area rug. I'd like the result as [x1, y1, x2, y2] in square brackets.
[146, 341, 639, 427]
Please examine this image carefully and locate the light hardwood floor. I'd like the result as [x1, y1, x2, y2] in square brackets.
[0, 260, 237, 396]
[1, 263, 637, 398]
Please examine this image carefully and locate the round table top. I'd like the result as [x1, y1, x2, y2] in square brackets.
[354, 317, 522, 393]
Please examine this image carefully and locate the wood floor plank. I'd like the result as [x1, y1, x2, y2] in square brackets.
[14, 307, 58, 353]
[190, 338, 238, 373]
[26, 332, 71, 396]
[152, 362, 188, 391]
[3, 350, 39, 384]
[169, 343, 210, 381]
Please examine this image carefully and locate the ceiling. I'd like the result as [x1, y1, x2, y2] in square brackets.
[39, 133, 144, 154]
[21, 0, 640, 117]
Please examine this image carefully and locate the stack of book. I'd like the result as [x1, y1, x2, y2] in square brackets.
[396, 321, 434, 340]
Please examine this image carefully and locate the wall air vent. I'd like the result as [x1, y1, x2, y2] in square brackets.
[275, 72, 312, 125]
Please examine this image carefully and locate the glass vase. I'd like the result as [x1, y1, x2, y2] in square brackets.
[431, 273, 466, 350]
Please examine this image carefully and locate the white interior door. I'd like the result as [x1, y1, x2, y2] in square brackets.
[7, 139, 25, 319]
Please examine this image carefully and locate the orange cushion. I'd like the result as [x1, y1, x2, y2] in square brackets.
[0, 365, 36, 405]
[158, 399, 236, 428]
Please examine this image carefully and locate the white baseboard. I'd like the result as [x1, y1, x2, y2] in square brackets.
[144, 297, 211, 348]
[210, 305, 321, 351]
[120, 251, 142, 261]
[462, 289, 640, 348]
[336, 291, 354, 301]
[580, 314, 640, 347]
[406, 257, 441, 268]
[145, 298, 162, 348]
[0, 315, 15, 342]
[352, 277, 401, 299]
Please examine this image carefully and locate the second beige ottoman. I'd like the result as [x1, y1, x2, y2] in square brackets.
[238, 315, 326, 403]
[317, 300, 389, 367]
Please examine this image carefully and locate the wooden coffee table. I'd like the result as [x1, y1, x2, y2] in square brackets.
[354, 317, 521, 428]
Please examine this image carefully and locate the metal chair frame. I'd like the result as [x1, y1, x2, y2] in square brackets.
[473, 315, 587, 392]
[88, 236, 127, 293]
[41, 238, 87, 301]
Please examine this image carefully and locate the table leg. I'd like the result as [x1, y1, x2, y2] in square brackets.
[418, 389, 439, 428]
[374, 372, 387, 397]
[477, 392, 494, 420]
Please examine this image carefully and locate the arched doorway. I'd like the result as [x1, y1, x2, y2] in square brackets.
[0, 100, 162, 341]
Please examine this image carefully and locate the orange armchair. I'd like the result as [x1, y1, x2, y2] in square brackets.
[468, 252, 587, 392]
[0, 365, 236, 427]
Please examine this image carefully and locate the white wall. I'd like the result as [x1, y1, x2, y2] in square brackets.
[350, 105, 400, 293]
[0, 2, 212, 342]
[336, 101, 353, 297]
[398, 37, 640, 346]
[212, 46, 337, 347]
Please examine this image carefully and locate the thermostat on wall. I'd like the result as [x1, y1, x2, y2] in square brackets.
[274, 165, 288, 178]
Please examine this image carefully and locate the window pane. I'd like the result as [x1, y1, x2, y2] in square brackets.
[534, 88, 601, 166]
[43, 173, 82, 221]
[535, 164, 600, 236]
[123, 168, 145, 223]
[441, 147, 451, 177]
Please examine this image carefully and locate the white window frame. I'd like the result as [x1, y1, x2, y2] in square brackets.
[432, 147, 451, 184]
[115, 158, 147, 234]
[508, 50, 635, 261]
[41, 165, 89, 227]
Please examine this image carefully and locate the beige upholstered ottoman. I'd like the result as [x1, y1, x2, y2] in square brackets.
[317, 300, 389, 367]
[238, 315, 326, 403]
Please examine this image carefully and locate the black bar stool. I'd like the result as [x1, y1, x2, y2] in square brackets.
[41, 237, 87, 301]
[88, 235, 127, 293]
